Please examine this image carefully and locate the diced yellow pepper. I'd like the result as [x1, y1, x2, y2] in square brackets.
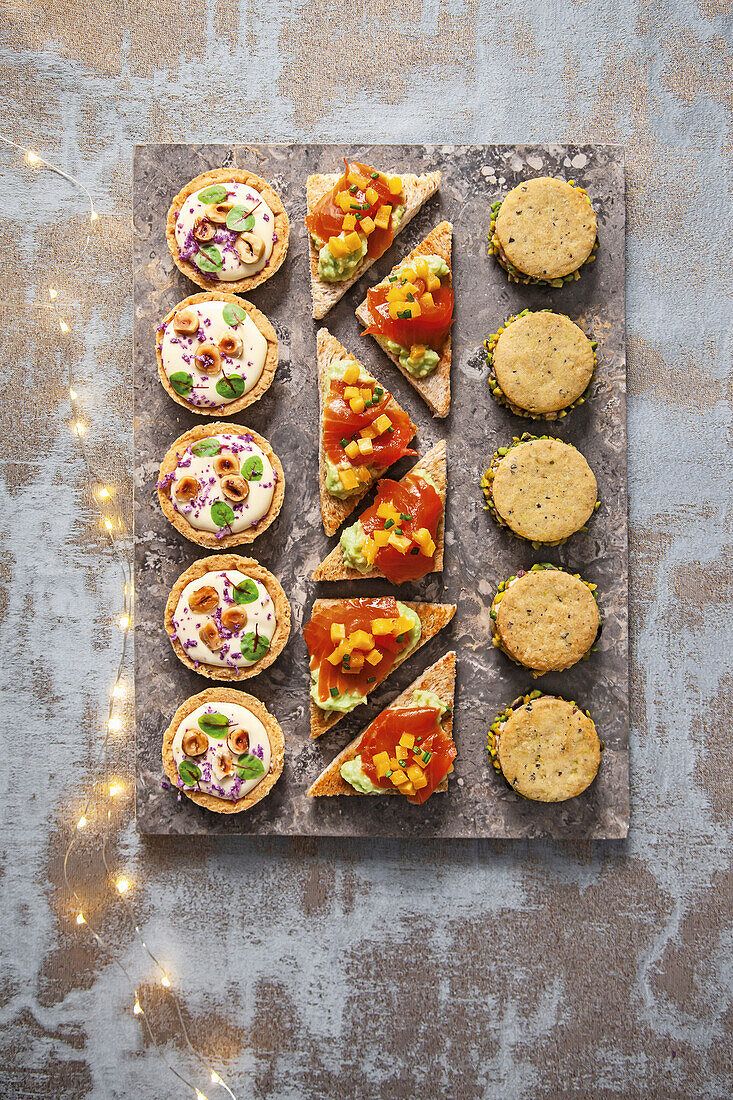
[349, 396, 365, 414]
[401, 782, 416, 797]
[388, 302, 403, 319]
[426, 273, 441, 292]
[374, 414, 392, 434]
[373, 529, 390, 548]
[390, 769, 408, 787]
[400, 282, 420, 298]
[377, 501, 401, 521]
[344, 440, 360, 460]
[419, 292, 435, 311]
[373, 751, 391, 778]
[360, 386, 373, 401]
[343, 230, 363, 253]
[342, 213, 357, 231]
[328, 234, 350, 258]
[357, 437, 373, 456]
[359, 426, 377, 440]
[386, 286, 408, 303]
[399, 733, 415, 749]
[400, 266, 417, 284]
[394, 615, 415, 635]
[366, 648, 383, 666]
[343, 385, 360, 401]
[409, 753, 424, 771]
[348, 629, 375, 651]
[363, 537, 378, 565]
[348, 169, 370, 189]
[413, 527, 436, 556]
[374, 204, 393, 230]
[338, 467, 358, 491]
[372, 617, 399, 636]
[412, 773, 428, 790]
[330, 622, 346, 644]
[388, 176, 403, 195]
[390, 300, 421, 319]
[343, 650, 364, 673]
[354, 466, 372, 485]
[365, 186, 378, 206]
[342, 361, 360, 384]
[388, 531, 412, 554]
[335, 191, 352, 213]
[406, 764, 424, 784]
[414, 257, 429, 279]
[360, 216, 376, 236]
[326, 642, 348, 665]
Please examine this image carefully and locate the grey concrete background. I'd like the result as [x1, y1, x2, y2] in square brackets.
[1, 1, 731, 1097]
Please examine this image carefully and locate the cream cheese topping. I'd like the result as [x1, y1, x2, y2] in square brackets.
[169, 433, 276, 536]
[171, 569, 276, 671]
[161, 301, 267, 408]
[174, 183, 275, 281]
[172, 701, 272, 801]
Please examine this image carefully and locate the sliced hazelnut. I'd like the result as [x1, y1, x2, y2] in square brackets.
[218, 332, 243, 357]
[213, 453, 240, 477]
[234, 232, 266, 264]
[192, 217, 215, 242]
[174, 476, 199, 501]
[188, 585, 219, 614]
[198, 621, 223, 651]
[194, 343, 222, 376]
[205, 201, 233, 224]
[213, 748, 235, 781]
[181, 729, 208, 757]
[172, 309, 199, 336]
[221, 605, 247, 632]
[221, 475, 249, 503]
[227, 726, 249, 755]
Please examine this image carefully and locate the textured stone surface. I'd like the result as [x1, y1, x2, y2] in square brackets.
[1, 1, 732, 1097]
[134, 141, 628, 838]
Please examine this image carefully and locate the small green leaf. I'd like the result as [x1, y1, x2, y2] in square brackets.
[198, 712, 229, 738]
[232, 578, 259, 605]
[178, 760, 202, 786]
[222, 302, 248, 327]
[241, 632, 270, 662]
[242, 456, 263, 481]
[169, 371, 193, 397]
[215, 374, 245, 400]
[235, 752, 265, 781]
[225, 206, 256, 232]
[195, 244, 223, 274]
[192, 439, 220, 458]
[211, 500, 236, 527]
[198, 184, 228, 204]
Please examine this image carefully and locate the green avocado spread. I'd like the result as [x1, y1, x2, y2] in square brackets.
[323, 356, 372, 499]
[340, 520, 370, 572]
[318, 234, 367, 283]
[310, 602, 422, 714]
[339, 687, 449, 792]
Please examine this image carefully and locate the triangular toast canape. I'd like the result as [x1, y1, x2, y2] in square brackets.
[307, 169, 441, 319]
[308, 651, 457, 797]
[307, 600, 456, 739]
[312, 440, 447, 582]
[317, 328, 417, 537]
[355, 222, 453, 418]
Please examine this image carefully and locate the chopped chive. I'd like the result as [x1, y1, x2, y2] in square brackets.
[387, 426, 394, 433]
[416, 737, 423, 743]
[406, 293, 414, 301]
[374, 387, 384, 398]
[396, 633, 405, 643]
[349, 184, 358, 193]
[370, 171, 379, 179]
[384, 518, 395, 529]
[400, 514, 413, 521]
[330, 687, 339, 698]
[410, 547, 420, 555]
[366, 676, 376, 683]
[385, 770, 393, 778]
[340, 437, 349, 447]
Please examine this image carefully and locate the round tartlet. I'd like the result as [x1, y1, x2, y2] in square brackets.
[165, 554, 291, 681]
[489, 177, 598, 286]
[162, 687, 285, 815]
[491, 564, 600, 675]
[166, 168, 290, 293]
[157, 422, 285, 550]
[481, 434, 598, 546]
[156, 292, 278, 416]
[486, 310, 597, 419]
[488, 692, 601, 802]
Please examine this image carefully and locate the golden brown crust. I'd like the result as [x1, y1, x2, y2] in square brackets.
[308, 600, 456, 738]
[156, 292, 278, 417]
[492, 438, 597, 543]
[355, 222, 453, 418]
[312, 441, 447, 582]
[496, 695, 600, 802]
[317, 328, 417, 537]
[307, 651, 457, 797]
[157, 422, 285, 549]
[307, 170, 441, 319]
[164, 554, 291, 681]
[496, 570, 600, 673]
[161, 686, 285, 814]
[495, 178, 597, 280]
[166, 168, 290, 293]
[492, 311, 594, 415]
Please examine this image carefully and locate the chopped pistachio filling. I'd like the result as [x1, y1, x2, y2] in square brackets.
[488, 690, 593, 783]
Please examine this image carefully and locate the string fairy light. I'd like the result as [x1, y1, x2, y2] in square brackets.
[3, 134, 239, 1099]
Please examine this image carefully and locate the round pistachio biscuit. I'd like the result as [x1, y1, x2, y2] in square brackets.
[490, 311, 596, 417]
[494, 177, 597, 282]
[488, 437, 598, 544]
[493, 566, 600, 674]
[490, 694, 601, 802]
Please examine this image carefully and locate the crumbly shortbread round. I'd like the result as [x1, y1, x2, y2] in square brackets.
[162, 687, 285, 815]
[156, 292, 278, 416]
[490, 437, 597, 543]
[494, 568, 600, 673]
[495, 177, 597, 281]
[493, 694, 600, 802]
[157, 422, 285, 550]
[492, 311, 595, 416]
[166, 168, 289, 293]
[165, 554, 291, 681]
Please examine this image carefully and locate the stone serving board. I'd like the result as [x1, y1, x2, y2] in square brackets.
[133, 143, 628, 838]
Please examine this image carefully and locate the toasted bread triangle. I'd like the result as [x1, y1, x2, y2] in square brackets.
[307, 651, 457, 796]
[355, 222, 453, 418]
[307, 170, 441, 319]
[317, 328, 417, 537]
[308, 600, 456, 738]
[312, 441, 447, 582]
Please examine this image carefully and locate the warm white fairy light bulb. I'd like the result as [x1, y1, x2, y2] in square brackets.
[76, 911, 86, 925]
[133, 998, 142, 1015]
[118, 614, 130, 630]
[104, 519, 113, 532]
[48, 286, 57, 300]
[73, 420, 85, 436]
[108, 781, 124, 797]
[69, 388, 77, 400]
[76, 815, 88, 829]
[112, 683, 124, 698]
[211, 1071, 222, 1085]
[26, 150, 41, 165]
[108, 717, 123, 733]
[59, 318, 70, 334]
[90, 210, 99, 221]
[98, 486, 110, 500]
[116, 877, 131, 895]
[160, 973, 171, 988]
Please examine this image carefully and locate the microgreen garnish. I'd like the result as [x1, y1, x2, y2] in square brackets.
[198, 184, 228, 204]
[222, 302, 248, 326]
[192, 439, 220, 457]
[195, 243, 223, 274]
[169, 371, 193, 397]
[225, 207, 256, 232]
[235, 752, 265, 781]
[198, 712, 229, 738]
[241, 631, 270, 662]
[210, 500, 235, 527]
[178, 760, 202, 786]
[216, 375, 245, 400]
[232, 578, 258, 604]
[242, 456, 263, 481]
